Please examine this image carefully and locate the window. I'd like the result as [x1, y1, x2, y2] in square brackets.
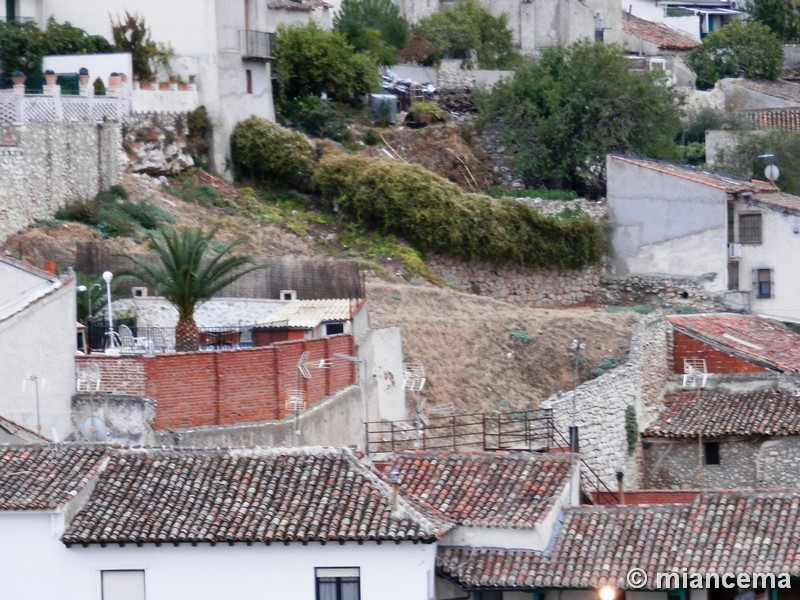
[727, 261, 739, 291]
[246, 69, 253, 94]
[325, 322, 345, 336]
[316, 567, 360, 600]
[102, 570, 145, 600]
[280, 289, 297, 301]
[754, 268, 774, 299]
[704, 442, 720, 465]
[738, 213, 762, 244]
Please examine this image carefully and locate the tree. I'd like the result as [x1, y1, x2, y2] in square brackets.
[0, 18, 111, 75]
[405, 0, 519, 69]
[110, 12, 173, 81]
[120, 227, 261, 352]
[747, 0, 800, 42]
[477, 41, 682, 194]
[687, 20, 783, 90]
[273, 23, 379, 105]
[334, 0, 409, 65]
[715, 129, 800, 195]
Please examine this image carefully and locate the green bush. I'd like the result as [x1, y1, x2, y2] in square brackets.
[313, 154, 604, 269]
[282, 95, 352, 142]
[230, 116, 316, 189]
[55, 188, 173, 238]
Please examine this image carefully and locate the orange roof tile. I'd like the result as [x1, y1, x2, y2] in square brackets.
[621, 13, 700, 50]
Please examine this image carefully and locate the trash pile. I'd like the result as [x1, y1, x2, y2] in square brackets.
[380, 68, 437, 111]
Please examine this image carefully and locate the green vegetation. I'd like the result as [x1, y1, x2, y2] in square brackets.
[509, 330, 533, 344]
[488, 187, 578, 201]
[313, 153, 604, 269]
[279, 95, 352, 143]
[402, 0, 520, 69]
[747, 0, 800, 42]
[687, 21, 783, 90]
[119, 227, 261, 351]
[625, 405, 638, 454]
[334, 0, 410, 65]
[273, 22, 378, 108]
[230, 116, 317, 190]
[186, 106, 212, 168]
[0, 17, 112, 75]
[716, 130, 800, 195]
[477, 41, 681, 195]
[54, 186, 174, 238]
[337, 227, 441, 282]
[110, 12, 174, 81]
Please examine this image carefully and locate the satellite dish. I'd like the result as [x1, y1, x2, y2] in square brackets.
[765, 164, 780, 182]
[81, 416, 108, 442]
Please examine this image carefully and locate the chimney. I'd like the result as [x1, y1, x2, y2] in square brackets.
[616, 470, 625, 505]
[388, 468, 401, 510]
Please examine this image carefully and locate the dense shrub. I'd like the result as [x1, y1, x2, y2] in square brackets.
[313, 154, 603, 269]
[230, 116, 316, 189]
[55, 186, 174, 238]
[280, 95, 352, 142]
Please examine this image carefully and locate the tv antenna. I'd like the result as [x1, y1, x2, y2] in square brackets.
[759, 152, 780, 183]
[81, 415, 108, 442]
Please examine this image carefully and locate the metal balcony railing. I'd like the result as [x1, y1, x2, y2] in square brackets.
[240, 30, 275, 61]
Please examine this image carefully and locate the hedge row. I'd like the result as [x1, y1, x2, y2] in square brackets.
[313, 154, 604, 269]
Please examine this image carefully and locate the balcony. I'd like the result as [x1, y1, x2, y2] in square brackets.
[240, 30, 275, 62]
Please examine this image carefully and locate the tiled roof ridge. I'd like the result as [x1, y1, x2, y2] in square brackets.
[388, 449, 572, 463]
[343, 449, 456, 535]
[610, 154, 776, 192]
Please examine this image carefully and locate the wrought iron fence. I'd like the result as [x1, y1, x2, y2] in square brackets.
[364, 409, 555, 455]
[82, 321, 253, 353]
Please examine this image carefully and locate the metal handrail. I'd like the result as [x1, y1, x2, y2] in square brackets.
[551, 424, 619, 504]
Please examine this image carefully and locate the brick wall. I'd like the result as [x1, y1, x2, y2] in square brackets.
[672, 332, 768, 374]
[76, 335, 356, 431]
[592, 489, 700, 505]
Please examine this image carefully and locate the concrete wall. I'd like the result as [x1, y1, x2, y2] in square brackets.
[72, 394, 155, 444]
[734, 199, 800, 324]
[542, 314, 672, 488]
[0, 510, 437, 600]
[359, 326, 407, 423]
[0, 273, 77, 440]
[643, 435, 800, 488]
[154, 384, 364, 448]
[0, 121, 123, 243]
[719, 79, 800, 111]
[606, 156, 729, 294]
[705, 129, 750, 167]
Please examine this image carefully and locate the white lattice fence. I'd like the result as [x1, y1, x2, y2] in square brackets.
[0, 94, 22, 123]
[0, 93, 128, 124]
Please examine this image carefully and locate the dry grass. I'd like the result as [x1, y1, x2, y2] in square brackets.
[367, 281, 642, 414]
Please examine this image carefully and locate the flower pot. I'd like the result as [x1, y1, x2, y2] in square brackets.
[11, 71, 25, 86]
[44, 70, 57, 86]
[178, 83, 188, 91]
[139, 81, 152, 90]
[108, 72, 121, 87]
[158, 82, 170, 90]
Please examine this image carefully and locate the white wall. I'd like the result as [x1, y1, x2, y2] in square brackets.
[0, 264, 76, 439]
[359, 326, 408, 423]
[44, 54, 133, 83]
[607, 157, 729, 293]
[1, 510, 437, 600]
[735, 200, 800, 324]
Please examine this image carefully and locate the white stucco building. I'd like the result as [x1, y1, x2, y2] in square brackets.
[607, 154, 800, 324]
[4, 0, 275, 176]
[0, 256, 76, 439]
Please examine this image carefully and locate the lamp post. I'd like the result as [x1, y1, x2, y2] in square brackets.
[102, 271, 115, 349]
[76, 283, 102, 320]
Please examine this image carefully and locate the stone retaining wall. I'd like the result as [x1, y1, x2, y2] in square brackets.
[542, 313, 672, 489]
[0, 121, 123, 243]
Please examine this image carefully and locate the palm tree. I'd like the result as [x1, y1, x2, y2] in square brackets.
[121, 226, 260, 352]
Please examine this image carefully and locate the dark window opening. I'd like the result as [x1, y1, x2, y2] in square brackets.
[704, 441, 720, 465]
[325, 322, 345, 336]
[739, 213, 762, 244]
[728, 261, 739, 291]
[315, 568, 360, 600]
[755, 268, 773, 299]
[246, 69, 253, 94]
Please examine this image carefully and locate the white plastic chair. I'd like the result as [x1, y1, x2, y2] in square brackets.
[119, 324, 153, 354]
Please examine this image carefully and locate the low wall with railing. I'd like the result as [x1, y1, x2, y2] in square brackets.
[75, 335, 357, 430]
[0, 88, 129, 124]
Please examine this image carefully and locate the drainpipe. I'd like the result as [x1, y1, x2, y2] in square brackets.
[616, 470, 625, 505]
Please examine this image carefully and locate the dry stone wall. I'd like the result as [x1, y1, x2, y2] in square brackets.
[0, 121, 123, 243]
[542, 314, 672, 489]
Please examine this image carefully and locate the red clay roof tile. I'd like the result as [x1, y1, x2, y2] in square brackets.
[621, 13, 700, 50]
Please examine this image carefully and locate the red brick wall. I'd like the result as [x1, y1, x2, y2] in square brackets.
[147, 335, 356, 430]
[672, 332, 768, 374]
[592, 489, 700, 505]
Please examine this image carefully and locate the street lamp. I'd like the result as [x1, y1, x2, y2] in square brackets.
[76, 283, 102, 319]
[102, 271, 115, 349]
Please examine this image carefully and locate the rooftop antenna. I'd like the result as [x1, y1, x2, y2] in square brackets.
[81, 415, 108, 442]
[759, 152, 780, 185]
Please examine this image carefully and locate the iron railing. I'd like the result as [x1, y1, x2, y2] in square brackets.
[82, 322, 252, 353]
[364, 409, 555, 455]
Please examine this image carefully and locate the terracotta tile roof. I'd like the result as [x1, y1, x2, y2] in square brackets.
[752, 191, 800, 216]
[745, 108, 800, 130]
[621, 13, 700, 50]
[438, 491, 800, 589]
[268, 0, 331, 10]
[381, 451, 572, 527]
[609, 155, 777, 193]
[730, 79, 800, 104]
[0, 445, 107, 510]
[667, 313, 800, 372]
[643, 389, 800, 437]
[253, 299, 354, 329]
[62, 446, 450, 545]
